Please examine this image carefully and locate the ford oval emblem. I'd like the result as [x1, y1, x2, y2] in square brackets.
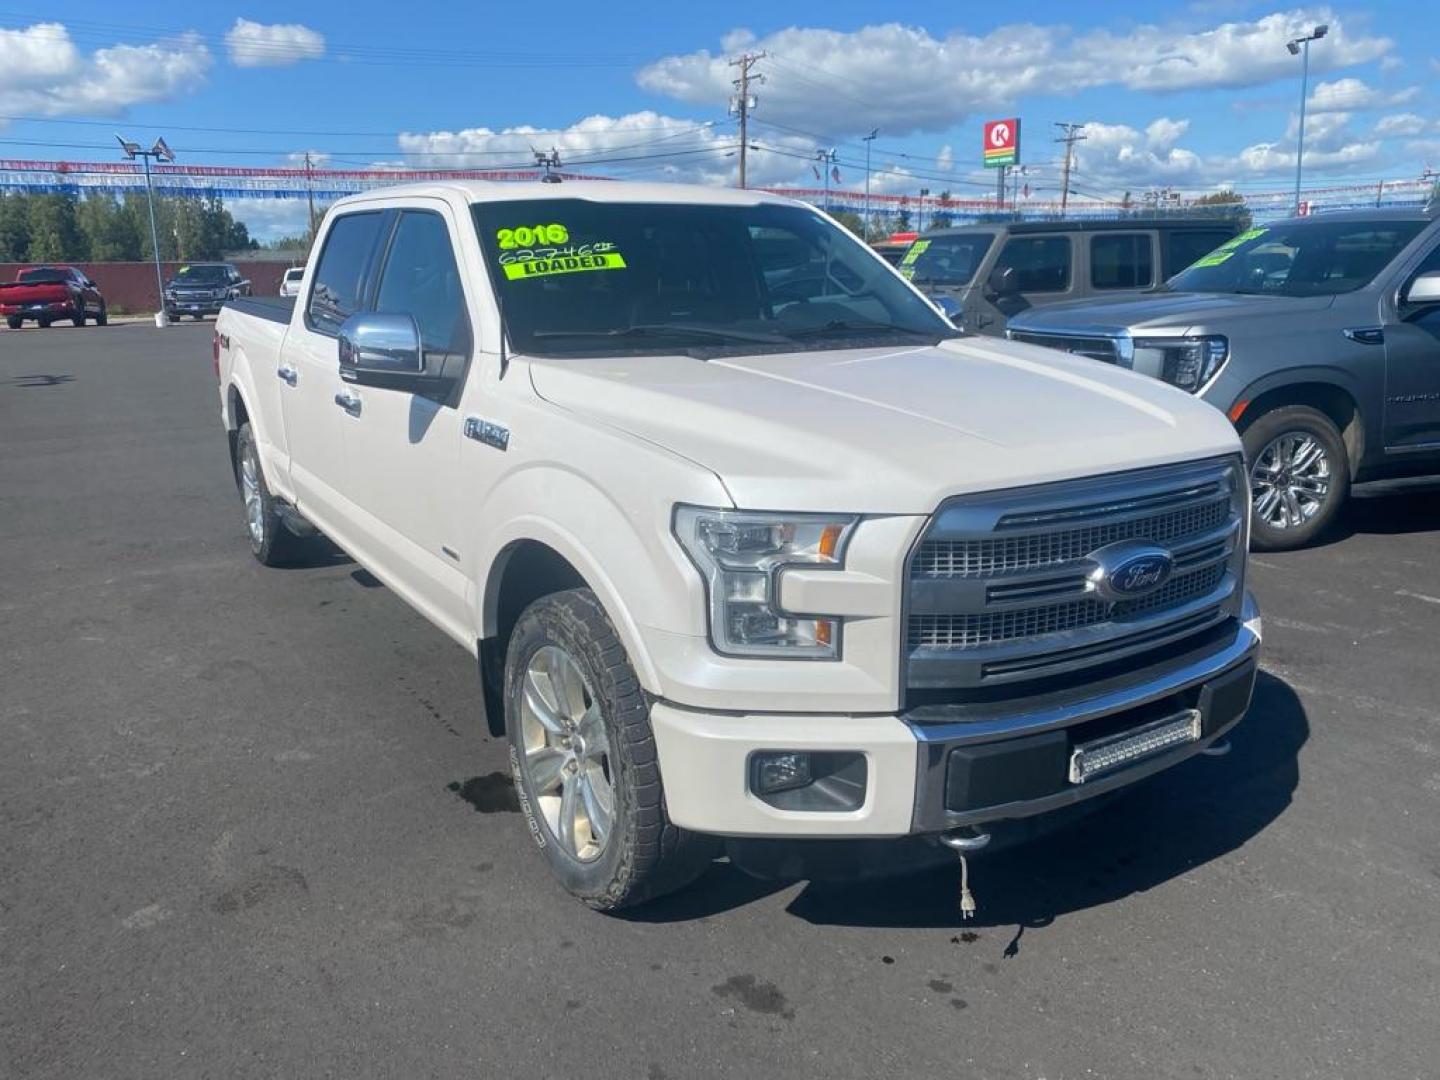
[1087, 540, 1175, 602]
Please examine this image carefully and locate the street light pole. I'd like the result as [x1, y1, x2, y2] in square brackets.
[117, 134, 174, 326]
[862, 129, 878, 240]
[1287, 24, 1328, 215]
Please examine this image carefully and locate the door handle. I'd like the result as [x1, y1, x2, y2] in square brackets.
[334, 390, 362, 416]
[1343, 326, 1385, 346]
[277, 364, 298, 386]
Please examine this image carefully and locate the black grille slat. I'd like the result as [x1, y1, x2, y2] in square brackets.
[913, 497, 1229, 579]
[1010, 332, 1118, 363]
[909, 564, 1226, 650]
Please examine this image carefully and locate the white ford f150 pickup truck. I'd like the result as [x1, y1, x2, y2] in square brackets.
[215, 181, 1262, 910]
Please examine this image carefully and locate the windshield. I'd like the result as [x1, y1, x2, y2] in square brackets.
[899, 233, 995, 286]
[18, 268, 67, 284]
[1167, 220, 1426, 297]
[472, 199, 956, 357]
[174, 266, 229, 284]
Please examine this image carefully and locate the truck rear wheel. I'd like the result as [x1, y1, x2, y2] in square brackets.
[71, 303, 85, 327]
[5, 317, 19, 330]
[235, 422, 305, 566]
[505, 588, 715, 910]
[1242, 405, 1350, 551]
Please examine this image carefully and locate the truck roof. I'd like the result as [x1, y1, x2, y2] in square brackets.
[328, 179, 805, 211]
[924, 218, 1243, 238]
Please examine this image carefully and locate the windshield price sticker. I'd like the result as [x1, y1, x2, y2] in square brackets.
[496, 225, 627, 281]
[1188, 227, 1268, 269]
[497, 223, 570, 249]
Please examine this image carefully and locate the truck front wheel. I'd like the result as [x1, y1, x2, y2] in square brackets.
[505, 588, 715, 910]
[235, 422, 305, 566]
[1242, 405, 1350, 551]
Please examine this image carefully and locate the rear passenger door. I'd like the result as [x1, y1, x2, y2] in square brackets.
[279, 209, 386, 538]
[983, 233, 1073, 329]
[337, 204, 474, 638]
[1088, 232, 1155, 294]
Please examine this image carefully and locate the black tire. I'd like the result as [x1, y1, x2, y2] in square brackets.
[38, 317, 51, 329]
[5, 317, 20, 330]
[71, 302, 85, 327]
[193, 313, 205, 321]
[1241, 405, 1350, 551]
[235, 422, 305, 566]
[505, 588, 715, 910]
[95, 305, 108, 327]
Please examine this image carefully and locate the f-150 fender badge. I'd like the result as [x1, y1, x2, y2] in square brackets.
[1086, 540, 1175, 602]
[463, 416, 510, 451]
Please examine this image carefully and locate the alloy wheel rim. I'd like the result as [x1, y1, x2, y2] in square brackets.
[518, 645, 614, 863]
[240, 445, 265, 545]
[1250, 431, 1331, 530]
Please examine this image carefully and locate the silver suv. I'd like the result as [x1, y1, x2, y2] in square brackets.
[1007, 209, 1440, 550]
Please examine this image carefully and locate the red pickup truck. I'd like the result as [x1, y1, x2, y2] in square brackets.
[1, 266, 107, 329]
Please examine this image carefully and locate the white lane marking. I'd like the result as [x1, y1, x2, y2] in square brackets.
[1395, 589, 1440, 605]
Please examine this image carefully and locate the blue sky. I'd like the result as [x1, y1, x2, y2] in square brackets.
[1, 2, 1434, 238]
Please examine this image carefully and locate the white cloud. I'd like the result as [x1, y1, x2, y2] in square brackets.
[225, 19, 325, 68]
[1374, 113, 1428, 138]
[232, 199, 312, 243]
[637, 10, 1392, 136]
[0, 22, 211, 125]
[1306, 77, 1418, 113]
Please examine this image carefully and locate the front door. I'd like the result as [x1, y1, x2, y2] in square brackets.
[981, 233, 1074, 332]
[279, 209, 388, 537]
[337, 204, 473, 640]
[1383, 240, 1440, 452]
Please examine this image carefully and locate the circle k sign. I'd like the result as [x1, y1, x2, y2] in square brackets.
[983, 118, 1020, 167]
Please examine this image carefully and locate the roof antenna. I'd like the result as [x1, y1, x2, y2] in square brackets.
[534, 147, 563, 183]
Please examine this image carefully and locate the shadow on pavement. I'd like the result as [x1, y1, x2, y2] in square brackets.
[1313, 477, 1440, 547]
[629, 671, 1307, 932]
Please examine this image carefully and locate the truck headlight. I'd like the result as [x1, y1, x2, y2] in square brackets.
[674, 507, 856, 659]
[1129, 335, 1228, 393]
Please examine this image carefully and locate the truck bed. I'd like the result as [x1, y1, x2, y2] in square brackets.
[225, 296, 294, 325]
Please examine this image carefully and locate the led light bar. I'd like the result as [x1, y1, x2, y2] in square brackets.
[1068, 709, 1203, 785]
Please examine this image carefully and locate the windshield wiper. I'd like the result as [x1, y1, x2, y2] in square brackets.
[783, 320, 947, 339]
[532, 322, 787, 344]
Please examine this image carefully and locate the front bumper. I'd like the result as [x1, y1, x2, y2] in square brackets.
[651, 591, 1260, 839]
[165, 297, 225, 315]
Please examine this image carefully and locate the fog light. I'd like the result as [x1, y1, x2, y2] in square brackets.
[751, 751, 812, 795]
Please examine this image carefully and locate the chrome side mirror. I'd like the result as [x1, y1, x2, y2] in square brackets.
[337, 312, 430, 392]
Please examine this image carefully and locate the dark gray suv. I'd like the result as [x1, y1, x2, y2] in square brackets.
[1007, 209, 1440, 549]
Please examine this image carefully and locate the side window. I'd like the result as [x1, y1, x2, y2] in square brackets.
[1163, 230, 1236, 278]
[373, 211, 471, 359]
[1090, 233, 1154, 289]
[995, 236, 1071, 293]
[307, 212, 385, 336]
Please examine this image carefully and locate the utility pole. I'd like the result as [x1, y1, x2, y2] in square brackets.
[1287, 24, 1328, 215]
[304, 151, 318, 246]
[863, 129, 878, 240]
[729, 52, 765, 189]
[1054, 123, 1086, 217]
[816, 148, 838, 212]
[116, 133, 174, 327]
[995, 165, 1006, 212]
[917, 188, 930, 233]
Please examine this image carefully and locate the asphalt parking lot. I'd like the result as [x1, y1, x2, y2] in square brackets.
[3, 322, 1439, 1080]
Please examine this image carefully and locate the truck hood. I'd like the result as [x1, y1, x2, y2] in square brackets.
[1008, 290, 1335, 335]
[527, 337, 1241, 513]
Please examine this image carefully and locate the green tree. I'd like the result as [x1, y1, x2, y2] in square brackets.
[1192, 190, 1252, 231]
[25, 194, 84, 262]
[0, 194, 28, 261]
[831, 210, 866, 238]
[930, 191, 954, 230]
[77, 194, 143, 261]
[894, 208, 911, 232]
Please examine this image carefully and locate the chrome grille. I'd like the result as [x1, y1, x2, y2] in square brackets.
[914, 494, 1230, 578]
[906, 458, 1245, 690]
[910, 563, 1225, 649]
[1010, 331, 1119, 364]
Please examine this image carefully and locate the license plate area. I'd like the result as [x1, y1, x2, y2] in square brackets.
[1068, 708, 1202, 784]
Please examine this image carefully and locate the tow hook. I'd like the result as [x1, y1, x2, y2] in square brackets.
[1201, 739, 1232, 758]
[938, 828, 991, 920]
